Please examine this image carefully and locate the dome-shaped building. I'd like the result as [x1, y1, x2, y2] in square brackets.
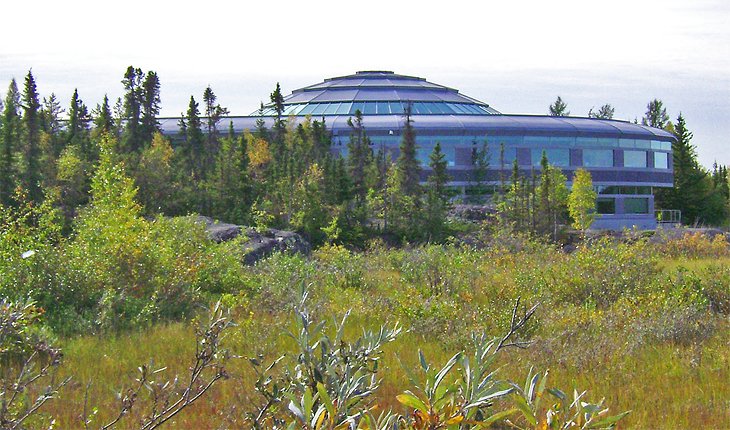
[160, 71, 675, 230]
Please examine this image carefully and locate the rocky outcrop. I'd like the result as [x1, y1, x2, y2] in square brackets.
[197, 216, 311, 265]
[448, 204, 497, 222]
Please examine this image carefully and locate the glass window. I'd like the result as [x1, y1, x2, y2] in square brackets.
[619, 139, 635, 148]
[499, 147, 517, 165]
[655, 152, 669, 169]
[624, 150, 647, 168]
[597, 198, 615, 214]
[323, 103, 340, 115]
[549, 136, 574, 147]
[376, 102, 390, 114]
[597, 138, 618, 147]
[624, 198, 649, 214]
[583, 149, 613, 167]
[531, 149, 569, 167]
[362, 102, 376, 114]
[412, 102, 430, 114]
[576, 137, 598, 147]
[635, 139, 651, 149]
[390, 101, 404, 115]
[651, 140, 663, 150]
[311, 103, 328, 115]
[350, 102, 365, 115]
[661, 141, 672, 150]
[299, 104, 316, 115]
[289, 104, 305, 115]
[428, 102, 448, 114]
[335, 102, 352, 115]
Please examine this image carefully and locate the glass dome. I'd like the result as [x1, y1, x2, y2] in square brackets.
[254, 71, 500, 116]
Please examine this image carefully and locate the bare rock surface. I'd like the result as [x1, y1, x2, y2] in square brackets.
[197, 216, 311, 264]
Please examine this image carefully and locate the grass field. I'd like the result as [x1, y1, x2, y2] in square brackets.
[31, 237, 730, 429]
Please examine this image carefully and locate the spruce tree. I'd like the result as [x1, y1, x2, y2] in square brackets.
[641, 99, 669, 129]
[121, 66, 144, 152]
[396, 104, 421, 197]
[93, 94, 115, 137]
[202, 86, 229, 165]
[68, 89, 92, 161]
[346, 110, 371, 207]
[22, 70, 42, 202]
[0, 79, 20, 206]
[184, 95, 204, 180]
[588, 104, 615, 119]
[549, 96, 570, 116]
[140, 71, 161, 143]
[424, 143, 451, 239]
[655, 114, 726, 225]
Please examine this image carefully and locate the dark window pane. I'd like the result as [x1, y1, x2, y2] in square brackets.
[624, 198, 649, 214]
[597, 198, 615, 214]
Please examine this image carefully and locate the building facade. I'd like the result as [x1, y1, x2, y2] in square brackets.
[160, 71, 675, 230]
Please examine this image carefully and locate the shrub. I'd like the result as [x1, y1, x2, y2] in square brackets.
[659, 231, 730, 260]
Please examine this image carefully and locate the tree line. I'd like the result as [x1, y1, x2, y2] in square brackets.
[0, 67, 727, 249]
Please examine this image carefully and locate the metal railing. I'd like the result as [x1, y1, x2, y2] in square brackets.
[655, 209, 681, 226]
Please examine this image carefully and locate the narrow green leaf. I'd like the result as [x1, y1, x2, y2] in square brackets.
[587, 410, 631, 428]
[396, 391, 430, 413]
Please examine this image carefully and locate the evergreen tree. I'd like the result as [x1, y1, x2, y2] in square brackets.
[346, 110, 372, 207]
[93, 94, 115, 137]
[549, 96, 570, 116]
[22, 70, 42, 202]
[655, 114, 727, 225]
[202, 86, 229, 166]
[641, 99, 669, 129]
[67, 89, 92, 161]
[470, 138, 490, 198]
[396, 104, 421, 198]
[424, 142, 451, 239]
[121, 66, 144, 152]
[588, 104, 615, 119]
[255, 102, 268, 140]
[270, 83, 286, 149]
[0, 79, 20, 206]
[184, 96, 205, 180]
[40, 93, 65, 159]
[140, 71, 161, 143]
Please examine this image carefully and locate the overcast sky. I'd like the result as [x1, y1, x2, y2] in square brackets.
[1, 0, 728, 167]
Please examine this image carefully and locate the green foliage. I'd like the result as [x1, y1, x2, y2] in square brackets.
[641, 99, 669, 129]
[549, 96, 569, 116]
[655, 114, 729, 225]
[568, 169, 596, 232]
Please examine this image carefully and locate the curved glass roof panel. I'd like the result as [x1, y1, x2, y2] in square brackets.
[269, 70, 499, 115]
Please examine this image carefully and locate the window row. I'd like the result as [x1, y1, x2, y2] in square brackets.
[597, 197, 650, 214]
[258, 101, 497, 117]
[361, 135, 672, 152]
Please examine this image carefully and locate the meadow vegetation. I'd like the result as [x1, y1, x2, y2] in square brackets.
[2, 181, 730, 427]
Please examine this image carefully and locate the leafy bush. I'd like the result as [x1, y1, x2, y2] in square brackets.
[658, 231, 730, 260]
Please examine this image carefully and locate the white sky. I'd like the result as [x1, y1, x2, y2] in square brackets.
[1, 0, 728, 167]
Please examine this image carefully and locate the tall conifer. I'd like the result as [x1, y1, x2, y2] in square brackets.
[22, 70, 42, 202]
[0, 79, 20, 206]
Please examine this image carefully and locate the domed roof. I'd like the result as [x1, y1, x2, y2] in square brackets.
[256, 71, 500, 116]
